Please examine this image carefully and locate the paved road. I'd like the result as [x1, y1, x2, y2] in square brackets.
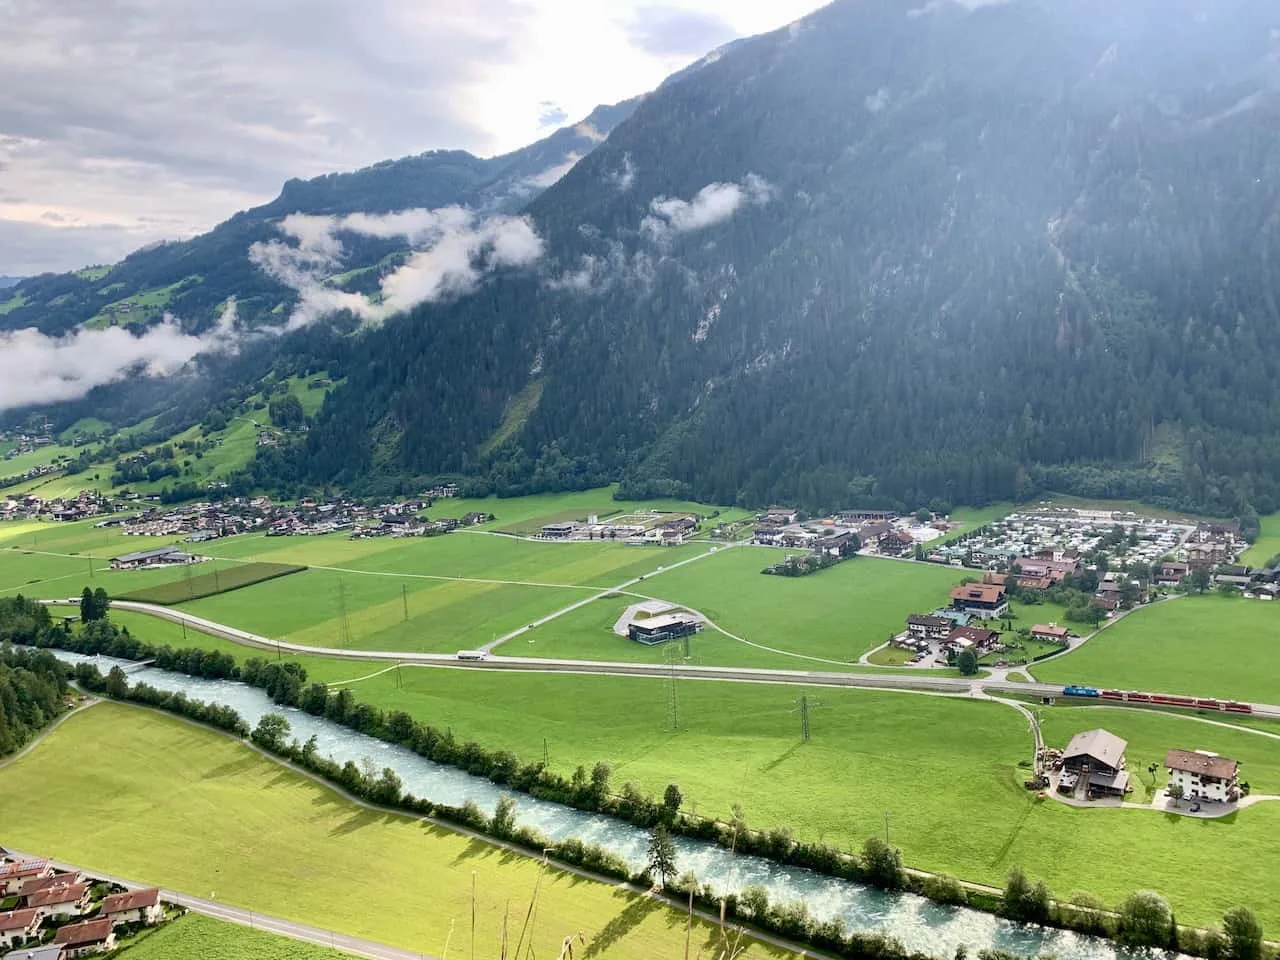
[42, 600, 1280, 719]
[0, 848, 436, 960]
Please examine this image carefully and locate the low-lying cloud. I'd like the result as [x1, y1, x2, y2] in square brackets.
[250, 206, 544, 329]
[0, 302, 241, 413]
[641, 174, 773, 239]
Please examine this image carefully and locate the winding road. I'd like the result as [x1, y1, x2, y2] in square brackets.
[42, 599, 1280, 719]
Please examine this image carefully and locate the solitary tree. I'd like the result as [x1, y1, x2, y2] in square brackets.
[957, 649, 980, 676]
[860, 837, 904, 890]
[93, 587, 110, 620]
[491, 794, 518, 839]
[662, 783, 683, 816]
[1222, 906, 1264, 960]
[103, 665, 129, 699]
[1002, 867, 1051, 924]
[1168, 783, 1185, 808]
[79, 587, 96, 623]
[1117, 891, 1173, 948]
[251, 713, 291, 753]
[646, 824, 677, 888]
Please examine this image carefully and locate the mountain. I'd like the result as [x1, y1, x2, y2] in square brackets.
[279, 0, 1280, 520]
[0, 100, 640, 340]
[0, 277, 21, 289]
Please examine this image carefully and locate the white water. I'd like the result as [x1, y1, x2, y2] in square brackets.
[45, 650, 1154, 960]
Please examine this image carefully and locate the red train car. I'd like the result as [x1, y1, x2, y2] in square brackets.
[1225, 701, 1254, 714]
[1101, 689, 1125, 701]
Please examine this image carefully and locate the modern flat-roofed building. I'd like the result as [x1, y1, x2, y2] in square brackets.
[628, 613, 702, 645]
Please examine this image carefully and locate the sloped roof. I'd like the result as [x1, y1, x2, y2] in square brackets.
[1166, 749, 1239, 780]
[1064, 729, 1127, 769]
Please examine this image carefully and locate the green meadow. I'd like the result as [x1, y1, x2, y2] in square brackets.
[1240, 513, 1280, 567]
[0, 704, 792, 960]
[1035, 596, 1280, 703]
[607, 548, 964, 663]
[118, 914, 349, 960]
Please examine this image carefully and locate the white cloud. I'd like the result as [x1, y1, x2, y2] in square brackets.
[608, 153, 638, 192]
[0, 302, 241, 412]
[641, 173, 774, 238]
[251, 206, 544, 329]
[0, 1, 827, 274]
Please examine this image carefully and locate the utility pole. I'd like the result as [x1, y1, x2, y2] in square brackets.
[883, 810, 891, 844]
[667, 649, 680, 732]
[337, 578, 350, 648]
[792, 695, 819, 743]
[543, 737, 549, 768]
[402, 583, 409, 622]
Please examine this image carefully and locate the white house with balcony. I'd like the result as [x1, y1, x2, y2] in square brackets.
[1166, 749, 1240, 804]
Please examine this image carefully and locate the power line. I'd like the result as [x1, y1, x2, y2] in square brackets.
[336, 578, 350, 648]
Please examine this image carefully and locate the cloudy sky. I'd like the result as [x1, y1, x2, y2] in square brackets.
[0, 0, 826, 276]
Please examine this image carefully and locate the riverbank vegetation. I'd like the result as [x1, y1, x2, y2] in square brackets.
[0, 703, 791, 960]
[18, 595, 1280, 935]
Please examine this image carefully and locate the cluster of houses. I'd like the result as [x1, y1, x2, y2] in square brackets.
[105, 495, 485, 542]
[538, 512, 701, 545]
[0, 493, 109, 524]
[1, 432, 55, 460]
[932, 509, 1247, 579]
[1050, 730, 1242, 807]
[896, 580, 1075, 665]
[751, 507, 943, 557]
[0, 858, 164, 958]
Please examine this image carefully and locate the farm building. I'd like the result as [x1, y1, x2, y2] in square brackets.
[949, 583, 1009, 619]
[1166, 750, 1240, 804]
[628, 613, 702, 645]
[539, 522, 576, 539]
[1062, 729, 1130, 797]
[109, 546, 195, 571]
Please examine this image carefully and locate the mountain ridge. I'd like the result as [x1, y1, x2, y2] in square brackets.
[276, 0, 1280, 520]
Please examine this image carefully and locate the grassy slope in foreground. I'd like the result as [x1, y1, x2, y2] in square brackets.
[0, 704, 791, 960]
[1035, 596, 1280, 703]
[119, 914, 348, 960]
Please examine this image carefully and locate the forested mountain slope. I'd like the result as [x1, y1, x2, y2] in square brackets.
[284, 0, 1280, 517]
[0, 101, 638, 340]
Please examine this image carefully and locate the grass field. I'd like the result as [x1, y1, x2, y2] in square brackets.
[1240, 514, 1280, 567]
[121, 561, 306, 604]
[0, 704, 793, 960]
[182, 533, 713, 652]
[119, 914, 349, 960]
[89, 614, 1280, 933]
[592, 549, 964, 663]
[1035, 596, 1280, 702]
